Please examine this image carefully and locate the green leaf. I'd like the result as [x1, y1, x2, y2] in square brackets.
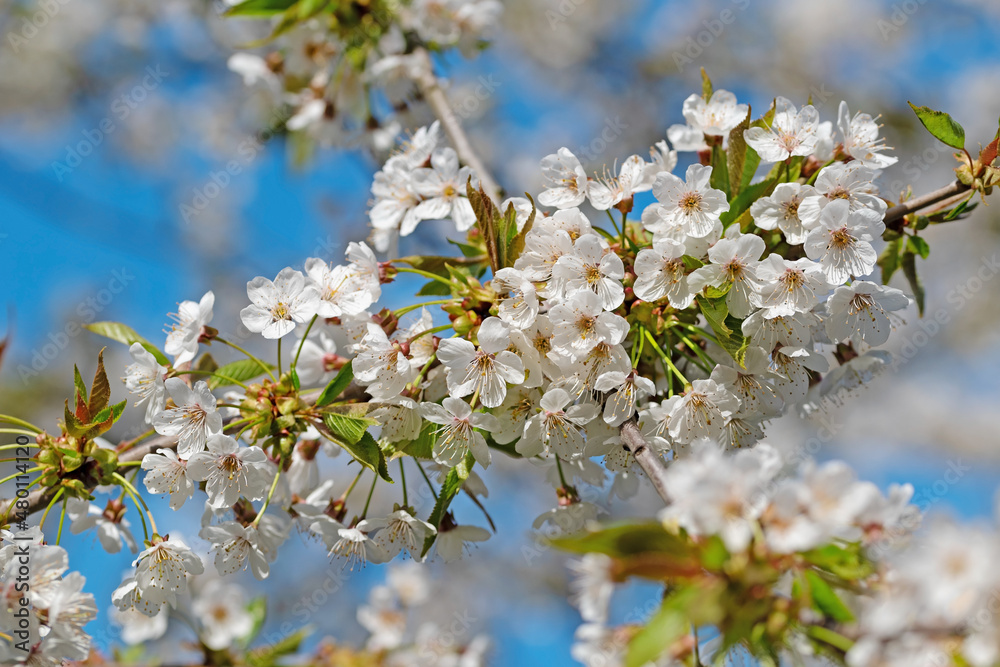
[208, 359, 274, 389]
[296, 0, 328, 19]
[63, 400, 87, 438]
[505, 193, 537, 267]
[901, 249, 925, 316]
[83, 322, 170, 366]
[551, 521, 688, 557]
[626, 586, 724, 667]
[447, 237, 485, 258]
[681, 254, 704, 270]
[321, 414, 391, 482]
[721, 171, 780, 228]
[316, 364, 354, 407]
[246, 628, 310, 667]
[322, 412, 377, 445]
[908, 102, 966, 150]
[225, 0, 298, 17]
[907, 235, 930, 260]
[626, 599, 687, 667]
[417, 279, 453, 296]
[700, 535, 729, 571]
[709, 142, 730, 197]
[942, 193, 977, 221]
[700, 67, 713, 100]
[195, 353, 219, 374]
[88, 348, 112, 417]
[392, 419, 436, 459]
[420, 458, 470, 556]
[804, 570, 855, 623]
[696, 294, 748, 365]
[802, 543, 874, 581]
[242, 597, 267, 648]
[726, 108, 752, 198]
[878, 237, 904, 284]
[72, 365, 88, 412]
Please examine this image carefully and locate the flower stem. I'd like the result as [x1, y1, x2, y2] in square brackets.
[361, 475, 378, 519]
[645, 330, 689, 386]
[172, 369, 249, 389]
[554, 456, 569, 489]
[0, 443, 39, 451]
[56, 498, 68, 545]
[399, 459, 408, 507]
[216, 337, 277, 381]
[0, 415, 41, 433]
[253, 469, 282, 527]
[343, 468, 365, 503]
[395, 299, 460, 317]
[408, 324, 453, 343]
[395, 266, 454, 286]
[292, 315, 318, 370]
[414, 459, 439, 501]
[39, 488, 65, 531]
[0, 467, 41, 486]
[113, 472, 157, 537]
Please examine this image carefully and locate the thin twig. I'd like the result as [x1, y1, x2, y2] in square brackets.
[884, 180, 969, 227]
[619, 419, 671, 505]
[411, 47, 501, 200]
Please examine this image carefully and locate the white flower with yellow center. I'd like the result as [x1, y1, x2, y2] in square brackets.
[743, 96, 820, 163]
[633, 237, 695, 308]
[436, 317, 525, 408]
[804, 199, 885, 284]
[353, 322, 413, 400]
[200, 521, 270, 580]
[688, 231, 766, 318]
[123, 342, 167, 424]
[132, 537, 204, 610]
[421, 396, 497, 468]
[667, 379, 740, 445]
[164, 291, 214, 365]
[519, 387, 598, 459]
[240, 267, 321, 340]
[549, 290, 629, 357]
[363, 509, 436, 561]
[553, 233, 626, 310]
[538, 147, 588, 209]
[825, 280, 910, 346]
[644, 163, 729, 239]
[140, 448, 194, 509]
[152, 379, 223, 459]
[749, 182, 818, 245]
[186, 434, 272, 510]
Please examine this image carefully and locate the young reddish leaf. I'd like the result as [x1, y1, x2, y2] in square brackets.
[88, 348, 112, 417]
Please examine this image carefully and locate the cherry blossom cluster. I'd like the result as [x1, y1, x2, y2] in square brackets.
[0, 528, 96, 665]
[107, 556, 488, 666]
[228, 0, 501, 152]
[5, 46, 997, 662]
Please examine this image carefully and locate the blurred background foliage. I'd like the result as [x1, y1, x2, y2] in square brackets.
[2, 0, 1000, 663]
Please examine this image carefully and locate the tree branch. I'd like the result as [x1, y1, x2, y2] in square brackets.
[1, 380, 375, 525]
[411, 47, 502, 200]
[619, 419, 671, 505]
[2, 432, 180, 526]
[884, 180, 969, 227]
